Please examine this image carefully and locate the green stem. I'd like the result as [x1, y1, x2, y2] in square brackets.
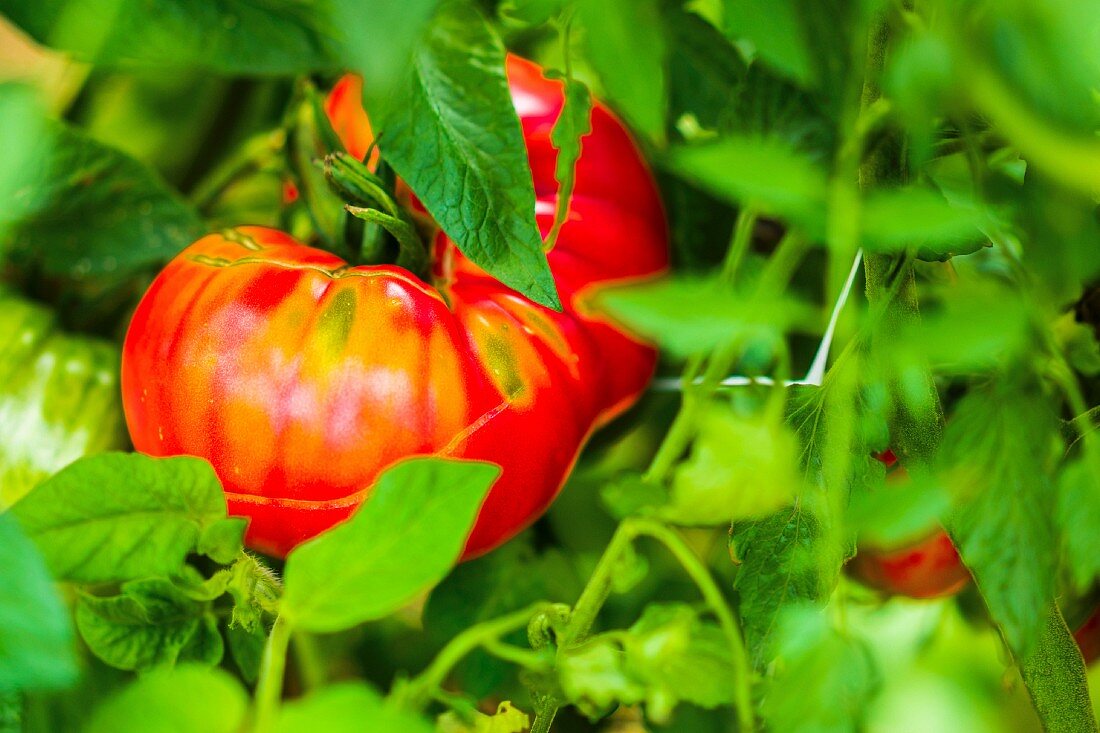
[643, 203, 766, 483]
[345, 205, 429, 275]
[643, 354, 706, 484]
[291, 630, 326, 692]
[1049, 353, 1100, 482]
[252, 615, 293, 732]
[324, 152, 400, 219]
[757, 230, 810, 294]
[482, 639, 552, 669]
[530, 700, 557, 733]
[764, 340, 792, 423]
[645, 330, 751, 483]
[530, 521, 637, 733]
[531, 518, 756, 733]
[630, 519, 754, 733]
[855, 10, 947, 463]
[396, 603, 552, 711]
[560, 524, 637, 648]
[190, 129, 286, 211]
[1064, 407, 1100, 457]
[720, 207, 759, 285]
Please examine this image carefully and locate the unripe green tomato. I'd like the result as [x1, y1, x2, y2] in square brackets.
[0, 289, 128, 507]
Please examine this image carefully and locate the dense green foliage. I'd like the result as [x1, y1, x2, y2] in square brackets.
[1, 0, 1100, 731]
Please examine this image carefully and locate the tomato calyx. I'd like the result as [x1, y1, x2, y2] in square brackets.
[322, 152, 429, 277]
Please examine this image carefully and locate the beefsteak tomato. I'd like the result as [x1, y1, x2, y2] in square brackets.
[121, 56, 668, 558]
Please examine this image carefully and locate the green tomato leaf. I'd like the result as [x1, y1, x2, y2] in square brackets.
[0, 289, 127, 509]
[226, 622, 266, 685]
[0, 513, 76, 692]
[731, 500, 839, 669]
[576, 0, 667, 144]
[660, 4, 827, 151]
[758, 605, 880, 733]
[558, 604, 736, 724]
[722, 0, 814, 87]
[437, 701, 531, 733]
[179, 613, 225, 668]
[11, 453, 231, 583]
[941, 385, 1058, 658]
[76, 578, 222, 672]
[370, 0, 560, 310]
[600, 473, 669, 520]
[862, 186, 988, 260]
[196, 517, 248, 565]
[544, 69, 592, 251]
[957, 0, 1100, 134]
[499, 0, 565, 27]
[281, 457, 500, 633]
[732, 384, 856, 669]
[665, 6, 747, 134]
[847, 467, 952, 548]
[424, 540, 581, 697]
[1055, 313, 1100, 377]
[0, 84, 47, 238]
[0, 692, 18, 729]
[172, 565, 232, 602]
[329, 0, 439, 109]
[900, 280, 1034, 375]
[558, 639, 644, 720]
[884, 33, 956, 166]
[665, 403, 800, 525]
[86, 665, 248, 733]
[622, 604, 737, 723]
[1, 0, 339, 73]
[1058, 459, 1100, 593]
[669, 3, 838, 146]
[668, 136, 828, 235]
[5, 120, 203, 280]
[726, 63, 835, 152]
[591, 275, 817, 358]
[1016, 603, 1098, 733]
[276, 682, 435, 733]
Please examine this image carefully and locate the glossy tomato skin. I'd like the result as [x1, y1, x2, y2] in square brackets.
[850, 450, 971, 599]
[122, 57, 668, 558]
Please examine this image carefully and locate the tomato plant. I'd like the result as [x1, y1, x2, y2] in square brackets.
[3, 1, 1100, 732]
[121, 56, 667, 558]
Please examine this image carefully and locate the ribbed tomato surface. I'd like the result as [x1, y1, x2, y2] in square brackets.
[121, 56, 668, 557]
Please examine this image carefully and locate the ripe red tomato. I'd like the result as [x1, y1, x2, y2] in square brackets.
[1075, 607, 1100, 665]
[850, 450, 971, 599]
[121, 56, 668, 558]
